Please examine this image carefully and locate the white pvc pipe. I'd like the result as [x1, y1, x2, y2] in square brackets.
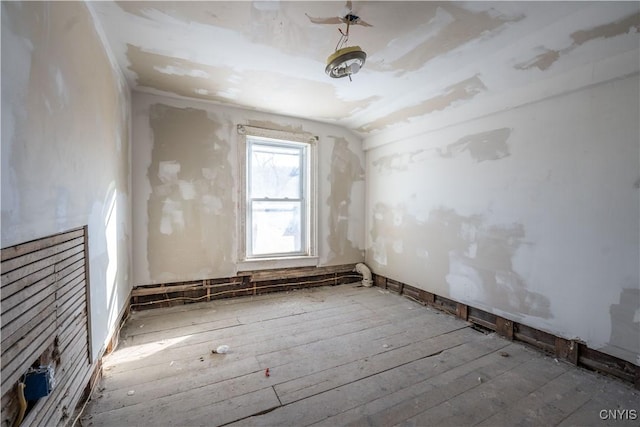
[355, 262, 373, 287]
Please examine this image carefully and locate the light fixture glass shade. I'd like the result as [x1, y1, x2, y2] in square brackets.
[325, 46, 367, 79]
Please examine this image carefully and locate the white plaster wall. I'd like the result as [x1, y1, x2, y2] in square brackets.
[365, 74, 640, 364]
[131, 92, 365, 286]
[1, 1, 132, 362]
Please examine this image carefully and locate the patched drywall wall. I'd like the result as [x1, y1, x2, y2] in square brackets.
[1, 1, 132, 361]
[365, 74, 640, 364]
[132, 93, 365, 286]
[327, 136, 365, 263]
[146, 104, 235, 282]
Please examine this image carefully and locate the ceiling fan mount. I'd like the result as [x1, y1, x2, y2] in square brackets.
[306, 1, 371, 81]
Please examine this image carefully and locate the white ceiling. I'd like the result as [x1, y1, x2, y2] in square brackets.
[91, 1, 640, 138]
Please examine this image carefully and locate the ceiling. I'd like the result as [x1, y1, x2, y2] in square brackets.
[91, 1, 640, 138]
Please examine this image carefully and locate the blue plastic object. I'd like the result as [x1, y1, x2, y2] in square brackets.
[24, 366, 53, 400]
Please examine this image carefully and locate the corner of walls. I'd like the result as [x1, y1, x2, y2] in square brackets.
[84, 0, 130, 102]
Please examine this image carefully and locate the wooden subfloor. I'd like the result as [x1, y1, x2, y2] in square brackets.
[81, 284, 639, 426]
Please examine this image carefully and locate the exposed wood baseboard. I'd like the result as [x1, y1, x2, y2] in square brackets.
[129, 264, 361, 311]
[373, 273, 640, 390]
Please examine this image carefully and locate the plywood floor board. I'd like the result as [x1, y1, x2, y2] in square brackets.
[81, 285, 639, 427]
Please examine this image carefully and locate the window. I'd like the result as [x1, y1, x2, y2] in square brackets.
[238, 125, 317, 267]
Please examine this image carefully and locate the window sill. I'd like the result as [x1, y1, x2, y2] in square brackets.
[237, 256, 319, 272]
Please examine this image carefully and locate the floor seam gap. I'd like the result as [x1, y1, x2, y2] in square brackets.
[281, 340, 474, 406]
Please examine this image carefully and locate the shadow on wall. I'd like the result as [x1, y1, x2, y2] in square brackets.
[370, 204, 552, 319]
[147, 104, 234, 282]
[326, 136, 364, 263]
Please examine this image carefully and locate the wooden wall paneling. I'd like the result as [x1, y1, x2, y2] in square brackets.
[467, 306, 497, 331]
[24, 338, 89, 426]
[58, 299, 84, 330]
[0, 274, 56, 314]
[555, 337, 579, 365]
[1, 284, 56, 328]
[456, 303, 468, 321]
[55, 268, 85, 304]
[0, 236, 83, 274]
[1, 229, 84, 262]
[514, 323, 555, 353]
[0, 226, 93, 426]
[495, 317, 514, 341]
[578, 345, 638, 385]
[1, 265, 55, 303]
[56, 272, 85, 305]
[59, 313, 86, 354]
[1, 306, 56, 353]
[1, 244, 84, 288]
[374, 274, 387, 289]
[421, 290, 435, 305]
[1, 322, 57, 396]
[0, 314, 56, 370]
[401, 284, 421, 302]
[82, 225, 93, 363]
[1, 391, 17, 426]
[432, 295, 458, 315]
[385, 279, 403, 294]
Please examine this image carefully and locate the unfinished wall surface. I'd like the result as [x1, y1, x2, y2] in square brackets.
[365, 74, 640, 365]
[132, 92, 364, 286]
[1, 1, 131, 361]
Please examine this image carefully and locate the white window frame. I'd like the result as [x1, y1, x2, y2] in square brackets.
[237, 124, 318, 270]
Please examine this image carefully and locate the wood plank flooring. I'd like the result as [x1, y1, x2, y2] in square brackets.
[80, 284, 639, 426]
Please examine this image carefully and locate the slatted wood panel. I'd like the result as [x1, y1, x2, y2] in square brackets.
[1, 227, 92, 427]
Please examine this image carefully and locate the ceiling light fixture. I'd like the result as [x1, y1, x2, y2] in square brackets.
[325, 12, 367, 81]
[326, 45, 366, 80]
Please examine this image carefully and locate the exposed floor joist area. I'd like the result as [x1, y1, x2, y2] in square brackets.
[81, 285, 639, 426]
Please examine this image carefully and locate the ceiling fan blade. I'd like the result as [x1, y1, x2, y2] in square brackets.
[354, 19, 373, 27]
[346, 1, 353, 12]
[305, 14, 343, 25]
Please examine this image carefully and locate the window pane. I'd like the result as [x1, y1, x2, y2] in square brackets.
[251, 201, 302, 256]
[250, 143, 301, 199]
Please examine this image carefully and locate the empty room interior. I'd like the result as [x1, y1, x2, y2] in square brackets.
[2, 1, 639, 426]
